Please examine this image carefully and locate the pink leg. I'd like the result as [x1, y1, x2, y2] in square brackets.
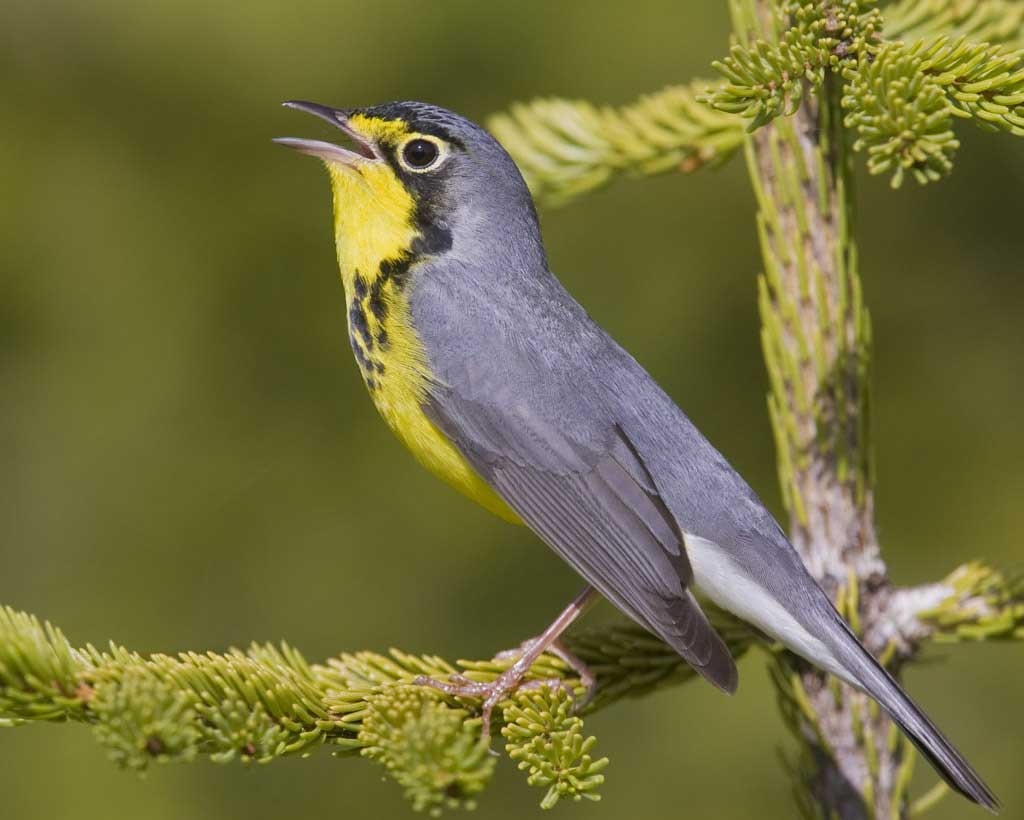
[413, 586, 600, 740]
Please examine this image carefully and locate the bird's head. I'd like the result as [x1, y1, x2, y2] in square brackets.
[276, 100, 545, 282]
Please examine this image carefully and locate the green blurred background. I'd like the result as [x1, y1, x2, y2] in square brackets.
[2, 1, 1022, 818]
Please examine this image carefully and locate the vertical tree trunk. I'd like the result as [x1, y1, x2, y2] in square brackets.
[738, 2, 908, 816]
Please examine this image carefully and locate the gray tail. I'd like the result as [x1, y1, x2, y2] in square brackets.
[826, 616, 999, 813]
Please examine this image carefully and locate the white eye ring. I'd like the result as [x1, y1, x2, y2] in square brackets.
[397, 135, 447, 173]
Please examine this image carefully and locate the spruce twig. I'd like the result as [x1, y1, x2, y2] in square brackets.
[699, 0, 1024, 187]
[486, 81, 745, 207]
[0, 604, 751, 811]
[883, 0, 1024, 49]
[5, 555, 1020, 814]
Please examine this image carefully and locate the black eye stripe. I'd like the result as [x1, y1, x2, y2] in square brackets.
[402, 138, 440, 169]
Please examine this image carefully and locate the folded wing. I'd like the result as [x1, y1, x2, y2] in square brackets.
[424, 389, 737, 693]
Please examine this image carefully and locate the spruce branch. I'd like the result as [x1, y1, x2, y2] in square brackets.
[0, 607, 83, 725]
[841, 44, 960, 187]
[728, 0, 1020, 813]
[918, 562, 1024, 643]
[733, 0, 910, 811]
[0, 603, 752, 812]
[841, 36, 1024, 186]
[5, 559, 1016, 816]
[913, 36, 1024, 134]
[705, 1, 1024, 187]
[358, 688, 495, 814]
[486, 82, 744, 207]
[883, 0, 1024, 50]
[502, 686, 608, 809]
[705, 0, 884, 129]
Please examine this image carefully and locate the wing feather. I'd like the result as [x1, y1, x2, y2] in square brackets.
[424, 392, 738, 693]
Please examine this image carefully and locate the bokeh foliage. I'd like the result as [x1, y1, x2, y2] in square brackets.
[2, 1, 1023, 819]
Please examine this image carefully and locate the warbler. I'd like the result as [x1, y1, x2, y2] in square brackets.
[275, 100, 997, 811]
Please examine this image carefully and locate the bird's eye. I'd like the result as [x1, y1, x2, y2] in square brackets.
[401, 138, 441, 170]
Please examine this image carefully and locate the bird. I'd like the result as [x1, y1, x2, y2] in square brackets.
[275, 99, 998, 812]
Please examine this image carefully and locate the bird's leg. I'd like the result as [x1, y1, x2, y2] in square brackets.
[413, 586, 600, 741]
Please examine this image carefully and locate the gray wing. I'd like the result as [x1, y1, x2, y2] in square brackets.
[424, 388, 738, 693]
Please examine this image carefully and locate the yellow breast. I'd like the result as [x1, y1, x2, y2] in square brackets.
[327, 160, 520, 525]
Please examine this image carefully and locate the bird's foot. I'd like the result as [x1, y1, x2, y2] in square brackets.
[411, 667, 532, 742]
[412, 636, 596, 741]
[494, 636, 596, 700]
[413, 587, 601, 741]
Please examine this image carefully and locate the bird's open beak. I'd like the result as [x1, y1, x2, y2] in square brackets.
[274, 100, 379, 165]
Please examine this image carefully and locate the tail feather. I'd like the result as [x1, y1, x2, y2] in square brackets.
[825, 616, 999, 813]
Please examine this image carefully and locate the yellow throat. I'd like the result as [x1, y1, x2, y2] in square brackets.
[324, 115, 519, 524]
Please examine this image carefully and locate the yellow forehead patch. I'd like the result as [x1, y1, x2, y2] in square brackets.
[347, 114, 410, 145]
